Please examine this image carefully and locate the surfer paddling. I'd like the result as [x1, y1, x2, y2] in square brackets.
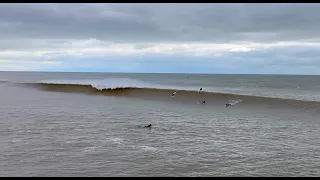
[144, 124, 152, 128]
[224, 103, 231, 107]
[199, 87, 202, 93]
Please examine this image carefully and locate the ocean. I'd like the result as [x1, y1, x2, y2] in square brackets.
[0, 71, 320, 176]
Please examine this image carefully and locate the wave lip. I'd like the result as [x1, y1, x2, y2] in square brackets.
[39, 78, 170, 90]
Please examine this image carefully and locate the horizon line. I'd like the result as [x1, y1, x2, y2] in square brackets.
[0, 70, 319, 76]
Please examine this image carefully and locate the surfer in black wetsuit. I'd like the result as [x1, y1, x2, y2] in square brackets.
[171, 91, 177, 97]
[202, 100, 206, 104]
[144, 124, 152, 128]
[225, 103, 231, 107]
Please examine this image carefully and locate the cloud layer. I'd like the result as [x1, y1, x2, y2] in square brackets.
[1, 3, 320, 74]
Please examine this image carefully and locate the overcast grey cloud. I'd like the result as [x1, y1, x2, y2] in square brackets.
[1, 3, 320, 43]
[1, 3, 320, 74]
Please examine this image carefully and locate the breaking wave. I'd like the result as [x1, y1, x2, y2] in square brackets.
[16, 77, 320, 111]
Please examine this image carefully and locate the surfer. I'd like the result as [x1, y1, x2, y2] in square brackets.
[144, 124, 152, 128]
[199, 87, 202, 93]
[171, 91, 177, 97]
[197, 100, 206, 105]
[225, 103, 231, 107]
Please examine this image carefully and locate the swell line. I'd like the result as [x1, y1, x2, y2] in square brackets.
[19, 82, 320, 113]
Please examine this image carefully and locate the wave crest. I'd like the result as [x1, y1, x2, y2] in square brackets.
[39, 78, 169, 91]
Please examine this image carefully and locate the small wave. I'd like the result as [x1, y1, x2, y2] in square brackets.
[0, 79, 8, 83]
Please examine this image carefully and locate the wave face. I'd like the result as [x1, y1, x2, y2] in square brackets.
[21, 78, 320, 113]
[26, 78, 204, 96]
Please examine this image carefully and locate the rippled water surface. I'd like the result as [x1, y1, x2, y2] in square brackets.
[0, 72, 320, 176]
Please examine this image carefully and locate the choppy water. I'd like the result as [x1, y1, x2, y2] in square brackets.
[0, 71, 320, 176]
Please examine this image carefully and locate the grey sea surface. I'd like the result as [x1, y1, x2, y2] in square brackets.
[0, 71, 319, 176]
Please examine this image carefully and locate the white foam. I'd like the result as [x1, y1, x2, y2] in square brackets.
[228, 99, 243, 105]
[56, 152, 67, 156]
[108, 137, 124, 145]
[140, 146, 158, 152]
[83, 146, 97, 152]
[12, 139, 22, 143]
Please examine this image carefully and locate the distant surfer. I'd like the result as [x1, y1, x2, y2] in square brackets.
[199, 87, 202, 93]
[144, 124, 152, 128]
[171, 91, 177, 97]
[225, 103, 231, 107]
[197, 100, 206, 105]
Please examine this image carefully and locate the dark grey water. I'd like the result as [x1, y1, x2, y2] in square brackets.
[0, 71, 320, 176]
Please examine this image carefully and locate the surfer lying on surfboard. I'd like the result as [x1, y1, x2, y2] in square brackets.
[144, 124, 152, 128]
[225, 103, 231, 107]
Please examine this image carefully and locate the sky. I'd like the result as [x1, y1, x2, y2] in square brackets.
[1, 3, 320, 74]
